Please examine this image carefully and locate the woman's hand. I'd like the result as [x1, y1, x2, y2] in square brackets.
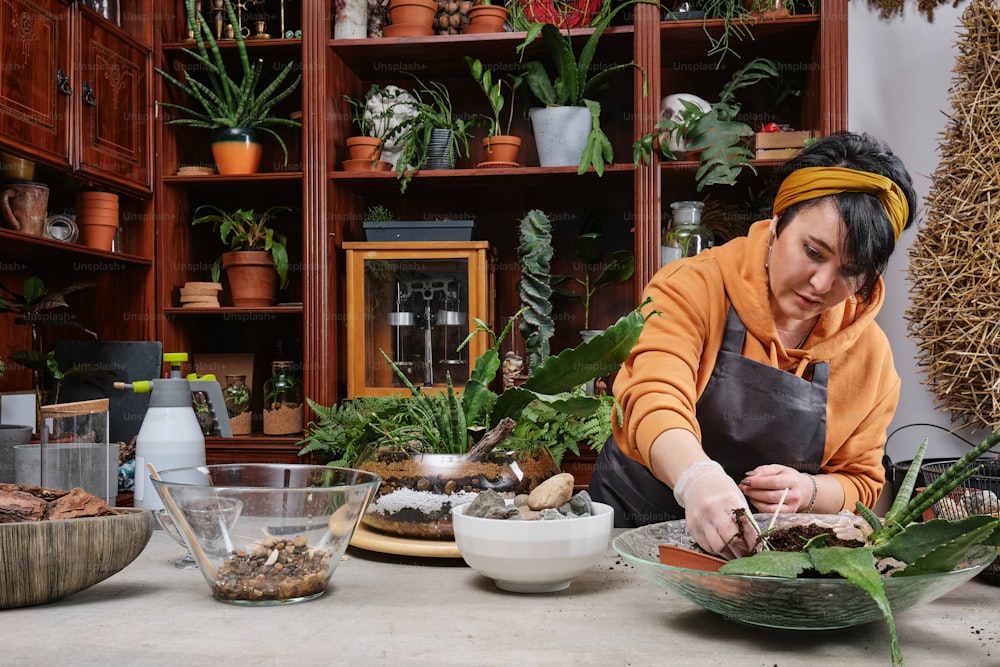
[739, 464, 813, 513]
[674, 461, 757, 559]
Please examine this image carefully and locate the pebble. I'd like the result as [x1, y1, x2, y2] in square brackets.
[527, 473, 575, 510]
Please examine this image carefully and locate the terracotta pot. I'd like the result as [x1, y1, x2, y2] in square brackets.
[78, 217, 118, 251]
[481, 135, 521, 164]
[222, 250, 278, 307]
[1, 182, 49, 235]
[342, 158, 392, 171]
[388, 0, 437, 27]
[465, 5, 507, 32]
[76, 191, 119, 251]
[211, 127, 263, 175]
[382, 22, 434, 37]
[346, 136, 384, 161]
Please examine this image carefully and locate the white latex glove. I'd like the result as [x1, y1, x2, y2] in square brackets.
[674, 460, 757, 559]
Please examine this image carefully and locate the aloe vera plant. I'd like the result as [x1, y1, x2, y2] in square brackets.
[721, 432, 1000, 666]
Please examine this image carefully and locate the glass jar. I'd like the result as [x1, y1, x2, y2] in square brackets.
[662, 200, 713, 266]
[224, 375, 251, 436]
[263, 361, 303, 435]
[192, 390, 215, 436]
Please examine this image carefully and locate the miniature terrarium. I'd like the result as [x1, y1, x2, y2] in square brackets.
[357, 446, 561, 539]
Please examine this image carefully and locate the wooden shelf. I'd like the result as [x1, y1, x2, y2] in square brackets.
[0, 229, 152, 267]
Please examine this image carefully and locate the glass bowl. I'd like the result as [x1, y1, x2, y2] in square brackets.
[613, 515, 997, 630]
[452, 500, 614, 593]
[151, 463, 380, 606]
[356, 447, 561, 539]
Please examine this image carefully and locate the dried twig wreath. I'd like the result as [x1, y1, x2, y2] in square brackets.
[906, 0, 1000, 429]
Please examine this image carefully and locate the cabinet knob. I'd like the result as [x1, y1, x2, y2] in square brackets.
[82, 82, 97, 107]
[56, 68, 72, 96]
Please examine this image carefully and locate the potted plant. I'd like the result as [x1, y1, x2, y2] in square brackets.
[191, 204, 294, 307]
[391, 77, 489, 192]
[155, 0, 302, 175]
[464, 0, 509, 33]
[342, 84, 416, 171]
[465, 57, 524, 166]
[557, 229, 635, 337]
[633, 57, 779, 191]
[516, 0, 650, 175]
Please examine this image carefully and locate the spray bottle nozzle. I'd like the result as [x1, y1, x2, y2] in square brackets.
[163, 352, 189, 379]
[113, 380, 152, 394]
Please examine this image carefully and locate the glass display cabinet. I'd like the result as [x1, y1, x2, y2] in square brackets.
[343, 242, 494, 397]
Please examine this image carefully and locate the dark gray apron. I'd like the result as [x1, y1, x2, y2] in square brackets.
[590, 306, 828, 528]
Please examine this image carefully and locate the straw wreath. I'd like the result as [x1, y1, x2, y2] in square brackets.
[906, 0, 1000, 430]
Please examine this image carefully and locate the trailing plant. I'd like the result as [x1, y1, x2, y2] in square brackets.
[465, 57, 523, 138]
[392, 76, 489, 192]
[721, 433, 1000, 667]
[155, 0, 302, 163]
[515, 0, 652, 175]
[191, 204, 295, 287]
[633, 57, 780, 191]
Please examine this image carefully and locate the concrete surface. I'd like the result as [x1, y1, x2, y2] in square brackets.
[3, 530, 999, 666]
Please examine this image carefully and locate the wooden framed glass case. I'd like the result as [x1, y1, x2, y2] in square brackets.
[344, 241, 494, 397]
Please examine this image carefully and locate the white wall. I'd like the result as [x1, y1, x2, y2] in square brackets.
[848, 2, 988, 468]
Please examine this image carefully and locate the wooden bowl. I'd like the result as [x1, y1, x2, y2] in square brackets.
[0, 508, 155, 608]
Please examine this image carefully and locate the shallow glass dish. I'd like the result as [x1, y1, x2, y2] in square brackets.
[613, 516, 996, 630]
[357, 448, 561, 539]
[152, 463, 380, 606]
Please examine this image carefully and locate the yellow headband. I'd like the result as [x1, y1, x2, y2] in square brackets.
[773, 166, 908, 242]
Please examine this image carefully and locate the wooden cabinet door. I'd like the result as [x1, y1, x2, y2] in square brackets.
[0, 0, 72, 166]
[77, 9, 151, 192]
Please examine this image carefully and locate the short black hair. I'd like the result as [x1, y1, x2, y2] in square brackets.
[773, 131, 917, 300]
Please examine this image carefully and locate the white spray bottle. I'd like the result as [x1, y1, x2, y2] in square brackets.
[115, 352, 206, 511]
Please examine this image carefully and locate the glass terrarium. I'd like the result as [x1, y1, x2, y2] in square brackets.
[343, 242, 494, 397]
[356, 446, 561, 539]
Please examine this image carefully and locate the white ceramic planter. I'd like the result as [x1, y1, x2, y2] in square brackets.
[530, 106, 592, 168]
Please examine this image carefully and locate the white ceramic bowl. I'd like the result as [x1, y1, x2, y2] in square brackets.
[451, 501, 614, 593]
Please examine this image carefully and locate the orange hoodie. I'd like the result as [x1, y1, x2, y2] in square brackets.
[612, 219, 899, 509]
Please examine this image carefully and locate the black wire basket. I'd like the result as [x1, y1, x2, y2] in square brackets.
[921, 458, 1000, 585]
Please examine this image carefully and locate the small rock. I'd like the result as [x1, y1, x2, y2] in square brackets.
[528, 473, 575, 510]
[465, 489, 506, 518]
[538, 508, 569, 520]
[558, 490, 594, 517]
[517, 505, 541, 520]
[513, 494, 530, 507]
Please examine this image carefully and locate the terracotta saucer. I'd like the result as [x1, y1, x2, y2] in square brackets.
[476, 161, 521, 169]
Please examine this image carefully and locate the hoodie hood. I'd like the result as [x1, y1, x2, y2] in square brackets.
[713, 219, 886, 365]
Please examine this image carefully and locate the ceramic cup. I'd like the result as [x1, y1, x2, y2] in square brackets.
[0, 182, 49, 235]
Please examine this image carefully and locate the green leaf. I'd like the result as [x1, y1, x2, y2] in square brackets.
[808, 547, 902, 667]
[875, 516, 1000, 574]
[522, 307, 646, 395]
[718, 550, 813, 577]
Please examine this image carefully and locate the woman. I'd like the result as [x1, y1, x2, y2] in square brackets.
[589, 131, 917, 559]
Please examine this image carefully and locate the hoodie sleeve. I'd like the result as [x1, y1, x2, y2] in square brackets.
[611, 257, 729, 468]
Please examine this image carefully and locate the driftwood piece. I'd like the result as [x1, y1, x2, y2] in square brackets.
[0, 483, 116, 522]
[464, 417, 517, 462]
